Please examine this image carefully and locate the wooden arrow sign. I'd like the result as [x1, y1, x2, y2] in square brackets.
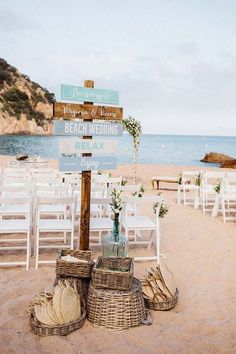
[53, 102, 123, 121]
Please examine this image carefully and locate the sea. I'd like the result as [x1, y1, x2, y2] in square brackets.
[0, 134, 235, 166]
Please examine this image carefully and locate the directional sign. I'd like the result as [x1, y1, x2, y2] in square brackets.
[54, 120, 123, 136]
[60, 138, 117, 155]
[59, 156, 117, 171]
[61, 84, 119, 105]
[54, 102, 123, 121]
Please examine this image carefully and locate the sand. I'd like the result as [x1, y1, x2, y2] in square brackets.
[0, 156, 235, 354]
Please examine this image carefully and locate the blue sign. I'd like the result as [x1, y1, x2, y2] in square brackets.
[54, 120, 123, 136]
[59, 156, 117, 171]
[61, 84, 119, 105]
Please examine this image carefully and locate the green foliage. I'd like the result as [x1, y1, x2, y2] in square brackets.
[2, 88, 46, 125]
[4, 88, 28, 102]
[44, 90, 56, 103]
[0, 58, 17, 86]
[133, 185, 145, 197]
[153, 193, 169, 218]
[214, 181, 221, 194]
[122, 116, 142, 149]
[177, 174, 182, 185]
[31, 92, 46, 107]
[195, 173, 201, 186]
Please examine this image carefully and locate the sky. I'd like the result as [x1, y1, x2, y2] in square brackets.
[0, 0, 236, 136]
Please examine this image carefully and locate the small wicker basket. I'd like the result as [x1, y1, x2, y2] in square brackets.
[91, 257, 134, 291]
[144, 288, 179, 311]
[87, 278, 148, 330]
[30, 300, 86, 336]
[56, 249, 94, 278]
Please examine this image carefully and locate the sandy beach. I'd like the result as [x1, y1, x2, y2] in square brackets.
[0, 156, 235, 354]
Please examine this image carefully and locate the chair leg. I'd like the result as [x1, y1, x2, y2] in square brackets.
[148, 230, 154, 250]
[98, 231, 102, 245]
[26, 229, 30, 270]
[35, 229, 40, 269]
[70, 229, 74, 249]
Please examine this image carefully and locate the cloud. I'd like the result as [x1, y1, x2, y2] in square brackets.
[0, 7, 41, 32]
[176, 41, 201, 56]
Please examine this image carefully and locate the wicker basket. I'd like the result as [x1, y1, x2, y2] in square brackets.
[30, 300, 86, 336]
[144, 288, 179, 311]
[56, 249, 94, 278]
[91, 257, 133, 291]
[53, 276, 89, 304]
[87, 278, 148, 330]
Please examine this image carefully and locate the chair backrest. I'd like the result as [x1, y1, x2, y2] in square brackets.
[33, 175, 61, 187]
[201, 171, 226, 190]
[34, 184, 67, 197]
[108, 185, 142, 202]
[0, 196, 32, 220]
[36, 196, 77, 222]
[31, 167, 56, 175]
[106, 177, 122, 187]
[3, 175, 30, 187]
[63, 174, 81, 187]
[221, 177, 236, 195]
[181, 170, 201, 185]
[3, 167, 28, 175]
[91, 186, 107, 198]
[121, 195, 163, 224]
[90, 197, 112, 217]
[226, 171, 236, 178]
[0, 185, 30, 197]
[92, 175, 110, 187]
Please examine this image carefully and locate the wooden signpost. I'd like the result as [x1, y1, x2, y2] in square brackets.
[53, 80, 123, 251]
[54, 102, 123, 120]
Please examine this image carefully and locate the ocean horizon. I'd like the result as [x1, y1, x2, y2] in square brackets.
[0, 134, 235, 166]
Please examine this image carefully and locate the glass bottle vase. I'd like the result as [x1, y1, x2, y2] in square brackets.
[102, 213, 128, 257]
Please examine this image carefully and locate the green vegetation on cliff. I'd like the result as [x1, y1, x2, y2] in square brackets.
[0, 58, 55, 127]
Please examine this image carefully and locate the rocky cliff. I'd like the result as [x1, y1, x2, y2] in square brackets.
[201, 152, 236, 169]
[0, 58, 55, 135]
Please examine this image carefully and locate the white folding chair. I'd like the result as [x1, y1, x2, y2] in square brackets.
[201, 171, 226, 214]
[121, 195, 162, 263]
[220, 177, 236, 223]
[0, 197, 31, 269]
[35, 196, 76, 269]
[177, 171, 201, 208]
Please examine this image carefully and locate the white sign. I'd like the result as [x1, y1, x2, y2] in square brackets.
[54, 120, 123, 136]
[59, 156, 117, 171]
[60, 138, 118, 155]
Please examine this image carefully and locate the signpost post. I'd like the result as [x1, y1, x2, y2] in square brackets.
[80, 80, 93, 250]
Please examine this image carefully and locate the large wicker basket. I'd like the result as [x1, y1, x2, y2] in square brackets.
[87, 278, 148, 330]
[91, 257, 133, 291]
[56, 249, 94, 278]
[144, 288, 179, 311]
[30, 300, 86, 336]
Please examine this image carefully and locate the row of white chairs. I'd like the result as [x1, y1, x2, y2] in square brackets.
[0, 194, 163, 269]
[177, 170, 236, 222]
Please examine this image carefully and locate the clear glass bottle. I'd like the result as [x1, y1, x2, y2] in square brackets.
[102, 213, 128, 257]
